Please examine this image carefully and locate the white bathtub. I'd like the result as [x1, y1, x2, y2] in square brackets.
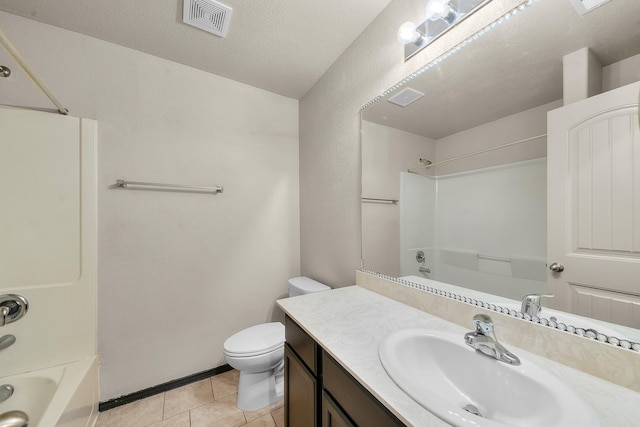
[0, 356, 99, 427]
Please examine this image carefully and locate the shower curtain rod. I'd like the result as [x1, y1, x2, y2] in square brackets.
[0, 26, 68, 115]
[407, 133, 547, 173]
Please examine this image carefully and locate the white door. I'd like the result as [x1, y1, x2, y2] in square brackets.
[547, 81, 640, 327]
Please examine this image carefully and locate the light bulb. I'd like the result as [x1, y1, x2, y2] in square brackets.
[425, 0, 457, 24]
[397, 21, 420, 44]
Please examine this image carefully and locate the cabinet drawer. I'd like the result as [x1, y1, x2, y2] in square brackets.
[322, 352, 404, 427]
[285, 316, 319, 375]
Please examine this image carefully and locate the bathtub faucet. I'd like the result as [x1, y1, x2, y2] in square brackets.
[0, 336, 15, 352]
[0, 410, 29, 427]
[0, 295, 29, 327]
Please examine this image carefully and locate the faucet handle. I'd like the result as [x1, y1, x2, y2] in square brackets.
[522, 293, 554, 302]
[471, 314, 496, 339]
[467, 314, 521, 365]
[0, 295, 29, 327]
[0, 307, 9, 328]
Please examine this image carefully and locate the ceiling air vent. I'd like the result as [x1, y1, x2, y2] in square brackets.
[568, 0, 611, 16]
[183, 0, 233, 38]
[388, 88, 425, 108]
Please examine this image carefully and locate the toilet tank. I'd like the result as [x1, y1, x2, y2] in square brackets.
[288, 276, 330, 297]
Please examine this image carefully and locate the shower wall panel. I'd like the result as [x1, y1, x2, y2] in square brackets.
[0, 108, 96, 376]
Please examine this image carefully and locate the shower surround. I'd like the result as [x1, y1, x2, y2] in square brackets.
[0, 107, 98, 426]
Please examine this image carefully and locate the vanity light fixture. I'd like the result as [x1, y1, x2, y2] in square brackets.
[364, 0, 538, 110]
[398, 0, 491, 61]
[425, 0, 458, 24]
[397, 22, 425, 45]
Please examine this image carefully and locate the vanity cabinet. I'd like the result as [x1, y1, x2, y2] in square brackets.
[285, 316, 321, 426]
[284, 316, 404, 427]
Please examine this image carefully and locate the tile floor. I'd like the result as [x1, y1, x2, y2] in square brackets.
[95, 370, 284, 427]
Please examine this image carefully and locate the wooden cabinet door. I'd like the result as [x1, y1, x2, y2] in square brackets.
[285, 344, 318, 427]
[322, 391, 355, 427]
[547, 81, 640, 326]
[322, 352, 405, 427]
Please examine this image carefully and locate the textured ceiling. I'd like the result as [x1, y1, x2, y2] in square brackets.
[363, 0, 640, 139]
[0, 0, 393, 99]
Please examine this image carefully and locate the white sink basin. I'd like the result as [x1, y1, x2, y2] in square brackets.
[379, 329, 600, 427]
[493, 302, 628, 341]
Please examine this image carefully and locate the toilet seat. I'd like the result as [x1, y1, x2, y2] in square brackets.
[223, 322, 284, 358]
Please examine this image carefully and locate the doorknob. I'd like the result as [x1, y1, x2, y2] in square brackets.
[549, 263, 564, 273]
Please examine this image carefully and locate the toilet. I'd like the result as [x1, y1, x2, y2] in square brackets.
[223, 276, 330, 411]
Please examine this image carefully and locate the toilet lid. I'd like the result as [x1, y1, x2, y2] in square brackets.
[223, 322, 285, 357]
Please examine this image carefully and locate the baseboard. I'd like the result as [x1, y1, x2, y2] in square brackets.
[98, 364, 233, 412]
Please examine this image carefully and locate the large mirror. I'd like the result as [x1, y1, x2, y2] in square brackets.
[361, 0, 640, 344]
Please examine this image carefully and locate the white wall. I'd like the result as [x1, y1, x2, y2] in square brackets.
[434, 100, 560, 175]
[0, 12, 300, 400]
[361, 120, 435, 276]
[603, 53, 640, 92]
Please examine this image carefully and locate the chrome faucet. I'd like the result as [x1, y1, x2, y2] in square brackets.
[0, 385, 14, 404]
[0, 295, 29, 327]
[464, 314, 521, 365]
[520, 293, 554, 317]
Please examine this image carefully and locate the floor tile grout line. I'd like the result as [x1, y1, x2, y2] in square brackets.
[208, 376, 214, 400]
[161, 391, 166, 422]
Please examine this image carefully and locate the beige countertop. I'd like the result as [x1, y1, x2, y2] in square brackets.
[277, 285, 640, 427]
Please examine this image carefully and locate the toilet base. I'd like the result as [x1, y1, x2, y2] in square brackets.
[236, 366, 284, 411]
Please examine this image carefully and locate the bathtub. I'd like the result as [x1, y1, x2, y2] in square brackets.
[0, 356, 99, 427]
